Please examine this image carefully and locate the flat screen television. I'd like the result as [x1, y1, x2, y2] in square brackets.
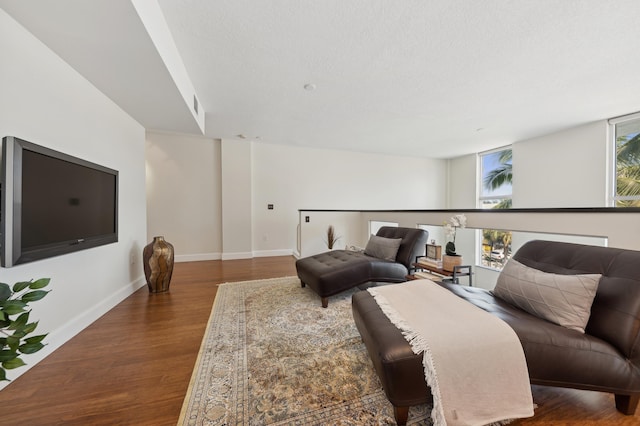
[1, 136, 118, 267]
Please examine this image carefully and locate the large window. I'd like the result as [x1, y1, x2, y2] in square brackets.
[479, 147, 513, 269]
[479, 147, 512, 209]
[611, 113, 640, 207]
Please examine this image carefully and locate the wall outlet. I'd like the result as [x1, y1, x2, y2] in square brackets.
[130, 252, 137, 265]
[305, 216, 310, 223]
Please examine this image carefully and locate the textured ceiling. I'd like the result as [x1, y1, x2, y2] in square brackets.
[3, 0, 640, 158]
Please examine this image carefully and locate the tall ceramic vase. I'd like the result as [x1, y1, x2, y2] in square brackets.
[143, 236, 174, 293]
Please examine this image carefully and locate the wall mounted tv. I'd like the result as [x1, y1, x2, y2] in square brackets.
[1, 136, 118, 267]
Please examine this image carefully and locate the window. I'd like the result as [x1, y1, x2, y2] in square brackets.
[611, 113, 640, 207]
[478, 147, 513, 269]
[480, 229, 512, 269]
[369, 220, 397, 236]
[479, 147, 512, 209]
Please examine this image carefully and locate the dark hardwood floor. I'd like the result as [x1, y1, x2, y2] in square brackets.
[0, 256, 636, 425]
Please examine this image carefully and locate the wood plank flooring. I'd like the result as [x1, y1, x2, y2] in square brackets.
[0, 256, 636, 425]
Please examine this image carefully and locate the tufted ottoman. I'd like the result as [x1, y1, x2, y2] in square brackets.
[296, 227, 428, 307]
[297, 250, 406, 308]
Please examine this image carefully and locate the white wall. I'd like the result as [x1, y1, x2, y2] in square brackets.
[221, 139, 253, 259]
[447, 154, 477, 208]
[298, 211, 363, 258]
[251, 143, 448, 256]
[0, 10, 147, 386]
[448, 120, 611, 209]
[145, 132, 221, 261]
[144, 137, 448, 259]
[513, 120, 609, 208]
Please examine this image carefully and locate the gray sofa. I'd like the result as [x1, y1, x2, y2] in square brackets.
[352, 240, 640, 424]
[296, 227, 428, 307]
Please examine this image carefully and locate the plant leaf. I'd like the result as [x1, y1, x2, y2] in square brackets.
[24, 334, 47, 344]
[2, 357, 26, 370]
[19, 342, 44, 355]
[12, 281, 31, 292]
[0, 368, 7, 381]
[7, 312, 29, 331]
[0, 283, 11, 302]
[10, 330, 26, 339]
[29, 278, 50, 290]
[0, 300, 27, 315]
[23, 322, 39, 334]
[20, 290, 49, 303]
[6, 336, 20, 352]
[0, 350, 17, 362]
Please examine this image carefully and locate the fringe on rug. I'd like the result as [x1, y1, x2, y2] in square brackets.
[367, 289, 446, 426]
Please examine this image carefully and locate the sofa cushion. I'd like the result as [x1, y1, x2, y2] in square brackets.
[364, 235, 402, 261]
[493, 259, 600, 333]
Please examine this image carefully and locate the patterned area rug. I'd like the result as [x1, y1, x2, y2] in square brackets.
[178, 276, 431, 425]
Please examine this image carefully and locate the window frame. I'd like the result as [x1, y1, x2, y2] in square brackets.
[609, 111, 640, 207]
[477, 146, 513, 270]
[477, 146, 513, 209]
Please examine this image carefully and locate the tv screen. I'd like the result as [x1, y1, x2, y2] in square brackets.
[1, 136, 118, 267]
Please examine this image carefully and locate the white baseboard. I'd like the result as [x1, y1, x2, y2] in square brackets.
[176, 250, 295, 262]
[0, 275, 147, 391]
[221, 251, 254, 260]
[175, 252, 222, 263]
[252, 249, 294, 258]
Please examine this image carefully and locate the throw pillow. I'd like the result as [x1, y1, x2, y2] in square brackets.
[364, 235, 402, 261]
[493, 259, 601, 333]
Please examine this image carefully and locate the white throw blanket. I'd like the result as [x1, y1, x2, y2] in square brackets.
[368, 280, 534, 426]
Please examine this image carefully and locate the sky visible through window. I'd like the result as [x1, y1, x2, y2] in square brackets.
[481, 151, 512, 198]
[616, 118, 640, 142]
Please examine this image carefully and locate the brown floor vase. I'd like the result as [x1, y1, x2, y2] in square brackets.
[143, 236, 174, 293]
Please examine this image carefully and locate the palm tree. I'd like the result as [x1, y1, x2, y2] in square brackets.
[483, 149, 512, 209]
[482, 149, 513, 267]
[501, 231, 512, 257]
[616, 133, 640, 207]
[483, 229, 500, 252]
[482, 229, 506, 267]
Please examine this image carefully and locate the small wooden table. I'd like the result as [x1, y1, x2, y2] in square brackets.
[408, 260, 473, 286]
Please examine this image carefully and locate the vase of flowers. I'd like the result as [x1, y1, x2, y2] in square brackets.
[443, 214, 466, 271]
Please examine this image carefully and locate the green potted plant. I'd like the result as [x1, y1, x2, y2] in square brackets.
[0, 278, 50, 381]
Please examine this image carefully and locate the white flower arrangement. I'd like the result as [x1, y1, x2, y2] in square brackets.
[444, 213, 467, 255]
